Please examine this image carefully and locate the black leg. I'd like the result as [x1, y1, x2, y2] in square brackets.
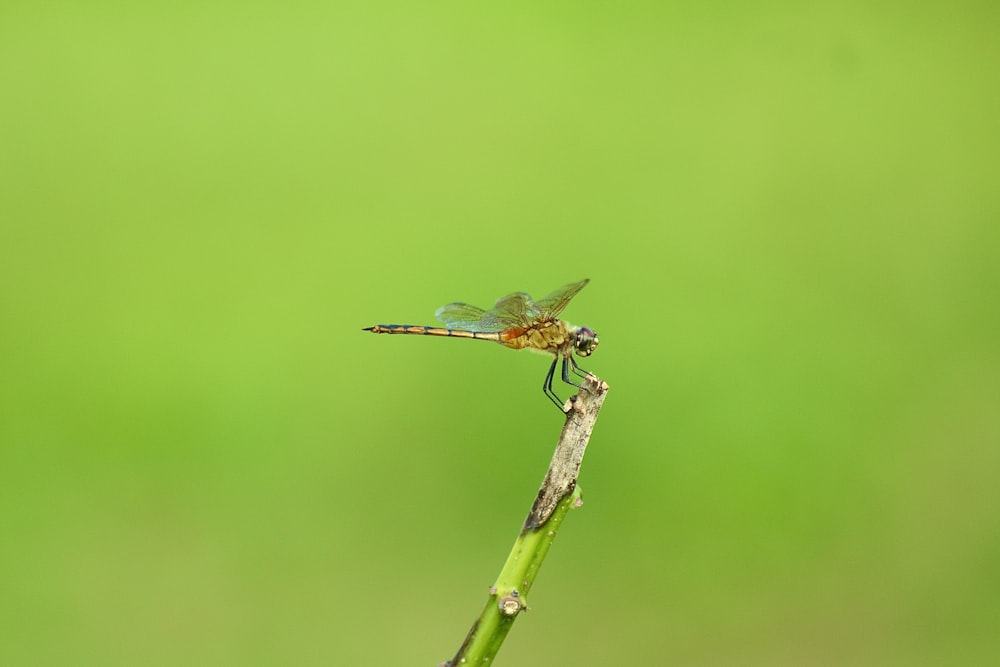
[542, 356, 564, 409]
[568, 356, 594, 394]
[569, 356, 590, 379]
[569, 357, 594, 394]
[561, 356, 583, 389]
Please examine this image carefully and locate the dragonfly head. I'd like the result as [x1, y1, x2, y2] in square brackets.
[573, 326, 599, 357]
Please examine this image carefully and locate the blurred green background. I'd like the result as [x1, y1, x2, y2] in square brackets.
[2, 1, 998, 664]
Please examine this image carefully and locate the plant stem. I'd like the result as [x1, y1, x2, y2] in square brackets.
[445, 374, 609, 665]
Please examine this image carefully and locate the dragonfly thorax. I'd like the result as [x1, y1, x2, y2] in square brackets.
[572, 326, 599, 357]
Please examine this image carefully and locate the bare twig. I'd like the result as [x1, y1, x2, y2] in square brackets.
[445, 374, 609, 666]
[524, 374, 609, 530]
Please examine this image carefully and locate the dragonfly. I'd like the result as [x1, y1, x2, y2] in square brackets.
[364, 279, 599, 410]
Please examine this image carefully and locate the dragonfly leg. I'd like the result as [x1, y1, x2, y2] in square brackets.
[542, 356, 565, 409]
[561, 356, 584, 389]
[568, 356, 594, 393]
[569, 355, 590, 379]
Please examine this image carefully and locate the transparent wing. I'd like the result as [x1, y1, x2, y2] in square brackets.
[435, 280, 589, 332]
[435, 302, 504, 332]
[488, 291, 536, 327]
[532, 279, 590, 320]
[435, 291, 534, 331]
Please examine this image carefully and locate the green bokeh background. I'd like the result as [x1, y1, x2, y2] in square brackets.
[2, 2, 998, 665]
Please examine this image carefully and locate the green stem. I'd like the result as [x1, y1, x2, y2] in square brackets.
[450, 487, 583, 664]
[447, 375, 608, 665]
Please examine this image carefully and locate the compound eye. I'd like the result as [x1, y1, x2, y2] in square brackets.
[575, 327, 599, 356]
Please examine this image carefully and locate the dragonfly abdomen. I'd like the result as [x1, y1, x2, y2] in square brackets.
[363, 324, 501, 342]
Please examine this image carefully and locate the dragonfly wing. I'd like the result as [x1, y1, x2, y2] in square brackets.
[488, 291, 536, 327]
[436, 281, 588, 331]
[435, 302, 504, 332]
[533, 279, 590, 319]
